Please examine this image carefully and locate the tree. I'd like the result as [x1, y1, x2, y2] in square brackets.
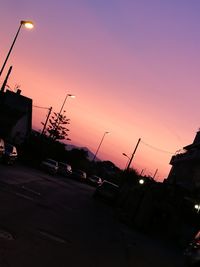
[42, 111, 71, 141]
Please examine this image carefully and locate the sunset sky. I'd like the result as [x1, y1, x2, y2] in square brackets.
[1, 0, 200, 181]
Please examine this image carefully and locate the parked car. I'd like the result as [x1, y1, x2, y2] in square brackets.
[72, 169, 87, 181]
[184, 231, 200, 266]
[40, 158, 58, 175]
[58, 162, 72, 177]
[3, 143, 17, 165]
[93, 180, 119, 204]
[87, 175, 102, 187]
[0, 138, 5, 161]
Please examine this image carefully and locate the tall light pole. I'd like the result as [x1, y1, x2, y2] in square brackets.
[57, 94, 75, 119]
[92, 131, 110, 162]
[0, 20, 34, 78]
[52, 93, 75, 139]
[122, 152, 131, 169]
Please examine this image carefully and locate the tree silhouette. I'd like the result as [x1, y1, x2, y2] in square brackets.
[42, 111, 71, 141]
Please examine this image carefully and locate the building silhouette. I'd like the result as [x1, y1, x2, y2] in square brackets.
[0, 89, 32, 145]
[167, 130, 200, 191]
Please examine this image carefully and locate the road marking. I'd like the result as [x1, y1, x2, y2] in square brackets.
[37, 229, 71, 244]
[21, 185, 41, 196]
[14, 192, 35, 201]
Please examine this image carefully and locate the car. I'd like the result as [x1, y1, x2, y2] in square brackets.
[72, 169, 87, 181]
[184, 231, 200, 266]
[93, 180, 119, 204]
[3, 143, 17, 165]
[87, 175, 102, 186]
[58, 162, 72, 177]
[40, 158, 58, 175]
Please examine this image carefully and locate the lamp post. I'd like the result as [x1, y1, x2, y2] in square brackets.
[0, 20, 34, 78]
[52, 93, 75, 139]
[92, 131, 110, 162]
[122, 152, 131, 169]
[57, 94, 75, 119]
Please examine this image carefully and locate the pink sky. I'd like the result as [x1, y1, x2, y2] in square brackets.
[1, 1, 200, 180]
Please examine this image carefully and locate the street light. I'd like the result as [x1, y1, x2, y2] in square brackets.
[139, 179, 145, 185]
[0, 20, 34, 77]
[122, 152, 131, 169]
[194, 204, 200, 213]
[122, 153, 130, 159]
[92, 131, 110, 162]
[52, 93, 75, 139]
[57, 94, 75, 119]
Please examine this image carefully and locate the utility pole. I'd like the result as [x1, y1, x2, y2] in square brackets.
[41, 106, 52, 136]
[140, 168, 145, 176]
[126, 138, 141, 171]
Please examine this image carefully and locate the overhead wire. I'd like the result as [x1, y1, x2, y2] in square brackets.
[140, 140, 175, 155]
[33, 105, 51, 110]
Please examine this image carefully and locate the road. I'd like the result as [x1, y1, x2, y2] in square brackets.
[0, 163, 185, 267]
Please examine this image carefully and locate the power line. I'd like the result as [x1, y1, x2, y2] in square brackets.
[141, 140, 174, 154]
[33, 105, 51, 110]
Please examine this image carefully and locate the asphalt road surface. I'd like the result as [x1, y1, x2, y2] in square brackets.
[0, 163, 185, 267]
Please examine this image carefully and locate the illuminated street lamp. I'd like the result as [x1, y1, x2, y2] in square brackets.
[0, 20, 34, 77]
[92, 131, 110, 162]
[57, 94, 75, 119]
[194, 204, 200, 213]
[139, 178, 145, 185]
[52, 93, 75, 139]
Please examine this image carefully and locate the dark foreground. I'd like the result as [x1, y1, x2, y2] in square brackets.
[0, 163, 185, 267]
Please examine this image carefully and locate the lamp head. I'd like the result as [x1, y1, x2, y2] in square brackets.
[122, 152, 130, 159]
[21, 20, 34, 29]
[67, 94, 75, 98]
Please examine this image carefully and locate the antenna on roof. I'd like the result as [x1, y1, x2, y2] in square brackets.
[14, 84, 21, 92]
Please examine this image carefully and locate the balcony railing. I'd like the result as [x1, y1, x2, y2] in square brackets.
[170, 149, 200, 164]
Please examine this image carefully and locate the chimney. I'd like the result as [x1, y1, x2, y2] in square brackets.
[16, 89, 21, 95]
